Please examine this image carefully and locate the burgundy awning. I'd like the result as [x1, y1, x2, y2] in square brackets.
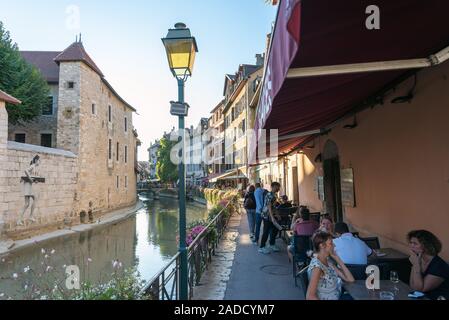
[252, 0, 449, 160]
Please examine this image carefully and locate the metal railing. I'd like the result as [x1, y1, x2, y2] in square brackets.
[142, 199, 235, 300]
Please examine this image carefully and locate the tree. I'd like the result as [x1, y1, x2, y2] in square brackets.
[156, 137, 179, 184]
[0, 21, 49, 124]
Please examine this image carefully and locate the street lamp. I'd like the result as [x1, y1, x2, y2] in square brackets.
[162, 22, 198, 301]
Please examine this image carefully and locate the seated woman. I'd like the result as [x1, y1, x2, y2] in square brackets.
[307, 231, 355, 300]
[408, 230, 449, 300]
[319, 214, 334, 236]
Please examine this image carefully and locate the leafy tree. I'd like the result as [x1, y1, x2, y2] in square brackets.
[0, 21, 49, 124]
[156, 137, 179, 183]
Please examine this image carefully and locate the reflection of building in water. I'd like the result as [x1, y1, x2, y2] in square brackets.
[0, 217, 137, 297]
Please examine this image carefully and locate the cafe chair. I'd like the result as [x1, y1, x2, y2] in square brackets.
[297, 266, 309, 298]
[309, 212, 321, 223]
[360, 237, 380, 250]
[293, 235, 313, 287]
[345, 264, 368, 280]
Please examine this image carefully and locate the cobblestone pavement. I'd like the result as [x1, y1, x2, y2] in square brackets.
[192, 211, 242, 300]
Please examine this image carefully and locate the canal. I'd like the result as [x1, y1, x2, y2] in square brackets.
[0, 194, 208, 299]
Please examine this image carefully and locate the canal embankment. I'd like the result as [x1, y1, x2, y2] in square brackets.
[0, 200, 144, 257]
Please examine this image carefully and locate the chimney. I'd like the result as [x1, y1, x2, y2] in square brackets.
[255, 54, 264, 66]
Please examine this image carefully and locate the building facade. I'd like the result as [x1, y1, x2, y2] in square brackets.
[217, 55, 263, 188]
[148, 140, 160, 180]
[1, 40, 139, 237]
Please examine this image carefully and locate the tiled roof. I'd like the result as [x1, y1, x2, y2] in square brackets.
[54, 41, 104, 77]
[20, 42, 136, 112]
[20, 51, 61, 83]
[0, 90, 21, 105]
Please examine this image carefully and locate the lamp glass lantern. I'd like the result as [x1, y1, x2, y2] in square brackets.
[162, 23, 198, 78]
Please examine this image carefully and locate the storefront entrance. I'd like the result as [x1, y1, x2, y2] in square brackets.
[323, 140, 343, 223]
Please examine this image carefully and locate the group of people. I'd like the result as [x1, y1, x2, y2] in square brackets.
[243, 182, 285, 254]
[243, 182, 449, 300]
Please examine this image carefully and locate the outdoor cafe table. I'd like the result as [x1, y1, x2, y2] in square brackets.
[344, 280, 420, 300]
[369, 248, 410, 263]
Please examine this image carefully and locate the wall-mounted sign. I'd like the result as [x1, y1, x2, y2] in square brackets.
[340, 168, 356, 208]
[316, 176, 325, 201]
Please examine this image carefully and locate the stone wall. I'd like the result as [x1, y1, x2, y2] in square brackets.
[8, 85, 59, 147]
[76, 62, 137, 214]
[1, 101, 78, 238]
[0, 143, 77, 237]
[57, 62, 81, 154]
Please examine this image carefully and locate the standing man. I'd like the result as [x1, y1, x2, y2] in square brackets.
[259, 182, 282, 254]
[254, 183, 265, 245]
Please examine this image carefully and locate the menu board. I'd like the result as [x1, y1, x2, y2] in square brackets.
[316, 176, 325, 201]
[340, 168, 356, 207]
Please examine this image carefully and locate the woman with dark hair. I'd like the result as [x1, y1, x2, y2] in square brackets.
[408, 230, 449, 299]
[244, 185, 257, 242]
[307, 231, 355, 300]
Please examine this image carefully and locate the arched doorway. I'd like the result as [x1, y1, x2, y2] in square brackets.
[322, 140, 343, 223]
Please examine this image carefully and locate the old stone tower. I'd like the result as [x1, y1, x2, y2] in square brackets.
[7, 40, 139, 227]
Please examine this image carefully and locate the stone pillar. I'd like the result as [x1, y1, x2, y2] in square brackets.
[0, 100, 7, 238]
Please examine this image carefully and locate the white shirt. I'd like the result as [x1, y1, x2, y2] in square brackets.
[333, 233, 373, 265]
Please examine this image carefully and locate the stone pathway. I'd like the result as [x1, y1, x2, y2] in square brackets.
[193, 209, 305, 300]
[192, 211, 242, 300]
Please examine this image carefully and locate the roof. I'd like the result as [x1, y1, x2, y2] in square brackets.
[54, 41, 104, 77]
[210, 99, 225, 114]
[21, 51, 61, 83]
[102, 78, 136, 112]
[21, 42, 137, 112]
[0, 90, 21, 105]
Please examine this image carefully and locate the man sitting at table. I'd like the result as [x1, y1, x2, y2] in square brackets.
[333, 223, 373, 265]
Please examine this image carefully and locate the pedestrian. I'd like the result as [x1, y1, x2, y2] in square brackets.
[259, 182, 282, 254]
[254, 183, 266, 245]
[243, 185, 257, 241]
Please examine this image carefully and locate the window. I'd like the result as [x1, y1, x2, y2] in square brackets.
[41, 134, 52, 148]
[42, 96, 53, 115]
[124, 117, 128, 132]
[108, 105, 112, 122]
[92, 103, 96, 115]
[125, 145, 128, 163]
[15, 133, 26, 143]
[67, 82, 75, 89]
[108, 139, 112, 160]
[116, 142, 120, 161]
[125, 176, 128, 188]
[116, 176, 119, 189]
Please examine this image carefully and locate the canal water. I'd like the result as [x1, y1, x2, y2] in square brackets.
[0, 194, 208, 299]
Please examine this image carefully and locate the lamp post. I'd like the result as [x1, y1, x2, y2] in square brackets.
[162, 22, 198, 301]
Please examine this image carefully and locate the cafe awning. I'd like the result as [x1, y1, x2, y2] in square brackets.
[252, 0, 449, 161]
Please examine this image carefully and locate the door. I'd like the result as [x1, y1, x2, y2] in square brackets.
[323, 158, 343, 223]
[322, 140, 343, 223]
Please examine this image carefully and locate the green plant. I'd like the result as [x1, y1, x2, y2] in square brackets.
[0, 21, 50, 124]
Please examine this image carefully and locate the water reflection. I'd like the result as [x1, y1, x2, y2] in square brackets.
[0, 195, 208, 298]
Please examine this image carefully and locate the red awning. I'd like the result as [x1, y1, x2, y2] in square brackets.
[253, 0, 449, 159]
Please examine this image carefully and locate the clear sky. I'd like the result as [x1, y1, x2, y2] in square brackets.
[0, 0, 277, 161]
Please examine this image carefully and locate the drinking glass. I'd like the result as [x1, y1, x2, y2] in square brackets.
[390, 271, 399, 284]
[390, 270, 400, 296]
[380, 291, 395, 300]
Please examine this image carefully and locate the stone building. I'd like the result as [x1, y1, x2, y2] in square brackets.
[148, 140, 160, 180]
[210, 55, 263, 187]
[205, 100, 225, 179]
[1, 40, 139, 238]
[186, 118, 209, 186]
